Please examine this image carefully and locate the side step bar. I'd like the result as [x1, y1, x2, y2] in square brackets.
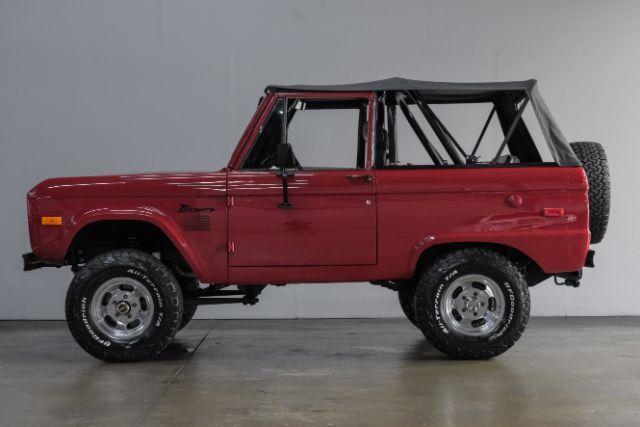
[184, 285, 265, 306]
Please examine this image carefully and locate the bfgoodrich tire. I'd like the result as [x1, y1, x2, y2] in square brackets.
[398, 282, 418, 327]
[65, 249, 183, 362]
[570, 141, 610, 244]
[177, 277, 199, 331]
[414, 249, 529, 359]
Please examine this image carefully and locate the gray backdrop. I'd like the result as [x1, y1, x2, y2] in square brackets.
[1, 0, 636, 319]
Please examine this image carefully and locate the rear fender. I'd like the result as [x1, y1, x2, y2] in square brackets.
[410, 230, 589, 275]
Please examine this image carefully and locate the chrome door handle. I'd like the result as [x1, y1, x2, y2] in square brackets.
[346, 174, 372, 182]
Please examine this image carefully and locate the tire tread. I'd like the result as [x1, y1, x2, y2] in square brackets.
[570, 141, 610, 244]
[414, 248, 530, 360]
[65, 249, 183, 362]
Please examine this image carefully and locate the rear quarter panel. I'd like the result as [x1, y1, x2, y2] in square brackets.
[375, 166, 589, 277]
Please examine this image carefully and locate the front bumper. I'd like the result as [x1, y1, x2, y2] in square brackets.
[22, 252, 56, 271]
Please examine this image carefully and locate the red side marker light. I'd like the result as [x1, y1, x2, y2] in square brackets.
[543, 208, 564, 218]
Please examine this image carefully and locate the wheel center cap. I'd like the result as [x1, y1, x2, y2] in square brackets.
[457, 290, 489, 319]
[467, 299, 480, 310]
[116, 301, 131, 315]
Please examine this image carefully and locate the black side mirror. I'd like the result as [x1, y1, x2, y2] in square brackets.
[275, 143, 295, 209]
[275, 143, 296, 170]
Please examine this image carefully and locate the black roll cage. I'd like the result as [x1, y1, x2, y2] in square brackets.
[378, 90, 532, 167]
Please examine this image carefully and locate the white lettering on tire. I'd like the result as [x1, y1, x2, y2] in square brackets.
[127, 268, 163, 308]
[80, 297, 111, 347]
[494, 282, 515, 338]
[434, 269, 457, 334]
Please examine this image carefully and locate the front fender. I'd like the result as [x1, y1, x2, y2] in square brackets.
[34, 203, 213, 282]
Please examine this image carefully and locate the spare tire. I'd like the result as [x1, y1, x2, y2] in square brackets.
[570, 141, 610, 244]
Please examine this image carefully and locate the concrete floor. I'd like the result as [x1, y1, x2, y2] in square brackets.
[0, 318, 639, 426]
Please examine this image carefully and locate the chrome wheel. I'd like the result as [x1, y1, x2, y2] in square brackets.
[440, 274, 506, 337]
[89, 277, 155, 343]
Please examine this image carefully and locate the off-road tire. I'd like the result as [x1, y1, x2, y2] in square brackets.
[178, 277, 199, 330]
[570, 141, 610, 244]
[65, 249, 183, 362]
[398, 282, 418, 327]
[414, 249, 530, 359]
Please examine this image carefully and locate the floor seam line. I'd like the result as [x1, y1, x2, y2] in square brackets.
[134, 322, 215, 427]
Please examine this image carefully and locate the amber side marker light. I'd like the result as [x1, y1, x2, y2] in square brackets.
[41, 216, 62, 226]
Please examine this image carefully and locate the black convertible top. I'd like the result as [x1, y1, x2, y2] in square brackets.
[265, 78, 579, 166]
[267, 77, 536, 94]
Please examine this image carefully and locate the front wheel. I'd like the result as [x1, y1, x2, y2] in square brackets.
[414, 249, 529, 359]
[65, 249, 183, 362]
[177, 276, 199, 331]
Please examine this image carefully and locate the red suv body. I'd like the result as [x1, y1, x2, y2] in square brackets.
[23, 78, 608, 362]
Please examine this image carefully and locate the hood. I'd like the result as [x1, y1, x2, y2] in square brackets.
[30, 171, 227, 199]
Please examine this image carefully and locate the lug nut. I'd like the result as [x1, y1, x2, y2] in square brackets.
[461, 308, 466, 312]
[127, 314, 131, 318]
[123, 295, 128, 299]
[132, 303, 137, 308]
[115, 313, 120, 317]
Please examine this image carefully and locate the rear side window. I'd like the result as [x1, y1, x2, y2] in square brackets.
[379, 92, 553, 168]
[429, 103, 506, 162]
[391, 103, 506, 166]
[393, 104, 436, 166]
[521, 105, 554, 162]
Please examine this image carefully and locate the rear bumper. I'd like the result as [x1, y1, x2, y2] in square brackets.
[23, 252, 57, 271]
[553, 249, 595, 288]
[585, 249, 595, 268]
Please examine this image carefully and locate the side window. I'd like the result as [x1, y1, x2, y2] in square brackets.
[242, 98, 369, 170]
[393, 104, 436, 166]
[522, 106, 554, 162]
[243, 99, 285, 170]
[429, 103, 508, 161]
[381, 94, 551, 168]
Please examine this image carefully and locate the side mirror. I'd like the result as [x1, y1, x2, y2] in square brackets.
[275, 143, 296, 170]
[275, 143, 295, 209]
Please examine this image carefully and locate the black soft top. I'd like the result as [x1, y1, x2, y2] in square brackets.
[266, 77, 579, 166]
[267, 77, 535, 94]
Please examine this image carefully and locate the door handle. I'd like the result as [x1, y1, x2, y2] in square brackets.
[346, 174, 372, 182]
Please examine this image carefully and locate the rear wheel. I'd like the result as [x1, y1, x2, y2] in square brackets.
[414, 249, 529, 359]
[397, 282, 418, 327]
[65, 249, 183, 362]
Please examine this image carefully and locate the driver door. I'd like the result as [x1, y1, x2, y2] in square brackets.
[227, 94, 377, 268]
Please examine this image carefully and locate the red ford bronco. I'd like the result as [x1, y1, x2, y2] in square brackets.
[23, 78, 609, 362]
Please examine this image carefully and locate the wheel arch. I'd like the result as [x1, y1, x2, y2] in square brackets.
[413, 241, 550, 287]
[65, 218, 201, 278]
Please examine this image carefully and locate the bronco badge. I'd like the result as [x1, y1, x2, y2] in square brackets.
[176, 204, 215, 213]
